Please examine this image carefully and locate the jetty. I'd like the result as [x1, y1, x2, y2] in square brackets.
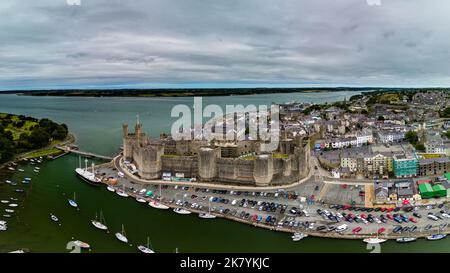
[56, 146, 113, 161]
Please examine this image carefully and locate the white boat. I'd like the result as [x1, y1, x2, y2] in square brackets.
[107, 186, 116, 192]
[34, 167, 40, 170]
[0, 225, 7, 231]
[149, 201, 169, 210]
[137, 237, 155, 253]
[396, 237, 417, 243]
[33, 170, 39, 173]
[116, 185, 129, 198]
[199, 213, 216, 219]
[5, 180, 12, 184]
[68, 192, 78, 208]
[18, 169, 24, 172]
[291, 233, 308, 241]
[363, 238, 387, 244]
[173, 208, 192, 215]
[2, 214, 11, 218]
[427, 234, 447, 241]
[76, 157, 102, 186]
[8, 204, 18, 207]
[5, 209, 14, 213]
[0, 221, 7, 225]
[50, 214, 59, 222]
[115, 225, 128, 243]
[24, 177, 31, 181]
[1, 200, 10, 204]
[91, 211, 108, 230]
[136, 197, 147, 203]
[8, 167, 15, 171]
[73, 240, 91, 249]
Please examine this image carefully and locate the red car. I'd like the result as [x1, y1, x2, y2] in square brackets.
[378, 227, 386, 234]
[387, 208, 394, 212]
[409, 217, 417, 223]
[343, 205, 351, 210]
[352, 227, 362, 233]
[360, 214, 367, 219]
[380, 208, 387, 212]
[386, 214, 394, 220]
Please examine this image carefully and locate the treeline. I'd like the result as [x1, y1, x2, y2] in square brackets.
[0, 114, 68, 163]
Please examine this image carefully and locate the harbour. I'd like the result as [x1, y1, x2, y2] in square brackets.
[0, 93, 449, 252]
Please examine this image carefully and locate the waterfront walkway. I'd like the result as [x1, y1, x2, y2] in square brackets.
[56, 146, 113, 161]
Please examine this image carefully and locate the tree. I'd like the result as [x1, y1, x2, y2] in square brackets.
[415, 143, 425, 151]
[28, 128, 51, 148]
[442, 107, 450, 118]
[405, 130, 419, 146]
[51, 124, 68, 140]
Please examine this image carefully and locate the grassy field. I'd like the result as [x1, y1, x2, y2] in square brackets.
[1, 113, 39, 140]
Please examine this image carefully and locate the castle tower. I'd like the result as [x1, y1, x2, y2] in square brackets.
[122, 124, 133, 160]
[253, 154, 274, 186]
[198, 147, 217, 181]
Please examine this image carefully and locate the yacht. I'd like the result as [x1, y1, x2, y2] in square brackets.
[116, 186, 129, 198]
[363, 238, 387, 244]
[68, 193, 78, 208]
[91, 211, 108, 230]
[137, 237, 155, 254]
[427, 234, 447, 241]
[291, 233, 308, 241]
[396, 237, 417, 243]
[199, 213, 216, 219]
[75, 158, 102, 186]
[115, 225, 128, 243]
[173, 208, 192, 215]
[149, 200, 169, 210]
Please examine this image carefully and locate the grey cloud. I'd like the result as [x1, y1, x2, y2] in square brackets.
[1, 0, 450, 89]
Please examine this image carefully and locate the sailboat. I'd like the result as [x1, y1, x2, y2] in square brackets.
[149, 185, 169, 209]
[137, 237, 155, 253]
[91, 211, 108, 230]
[116, 185, 129, 198]
[199, 198, 216, 219]
[173, 207, 191, 215]
[115, 224, 128, 243]
[107, 185, 116, 192]
[68, 192, 78, 208]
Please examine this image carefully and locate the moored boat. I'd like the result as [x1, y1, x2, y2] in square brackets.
[75, 158, 102, 186]
[115, 225, 128, 243]
[1, 200, 10, 204]
[173, 208, 191, 215]
[68, 192, 78, 208]
[396, 237, 417, 243]
[8, 204, 18, 207]
[91, 210, 108, 230]
[137, 237, 155, 253]
[363, 238, 387, 244]
[149, 201, 169, 210]
[73, 240, 91, 249]
[427, 234, 447, 241]
[50, 214, 59, 222]
[199, 213, 216, 219]
[107, 186, 116, 192]
[136, 197, 147, 203]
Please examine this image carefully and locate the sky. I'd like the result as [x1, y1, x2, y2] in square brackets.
[1, 0, 450, 90]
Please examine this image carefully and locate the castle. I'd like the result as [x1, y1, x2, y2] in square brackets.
[122, 121, 310, 186]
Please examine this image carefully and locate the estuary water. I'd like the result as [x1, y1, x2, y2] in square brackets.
[0, 91, 448, 253]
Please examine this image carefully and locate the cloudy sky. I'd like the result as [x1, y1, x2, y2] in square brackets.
[1, 0, 450, 90]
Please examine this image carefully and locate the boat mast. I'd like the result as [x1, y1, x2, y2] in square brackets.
[79, 156, 81, 168]
[84, 159, 88, 171]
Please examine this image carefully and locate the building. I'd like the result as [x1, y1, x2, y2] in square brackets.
[418, 157, 450, 176]
[393, 154, 418, 178]
[377, 130, 405, 144]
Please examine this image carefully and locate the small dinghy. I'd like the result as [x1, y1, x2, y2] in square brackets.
[50, 214, 59, 222]
[106, 186, 115, 192]
[116, 189, 129, 198]
[18, 169, 24, 172]
[1, 200, 10, 204]
[8, 204, 18, 207]
[15, 189, 24, 193]
[68, 199, 78, 208]
[5, 180, 12, 184]
[22, 180, 30, 184]
[10, 198, 18, 201]
[5, 209, 14, 213]
[2, 214, 11, 218]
